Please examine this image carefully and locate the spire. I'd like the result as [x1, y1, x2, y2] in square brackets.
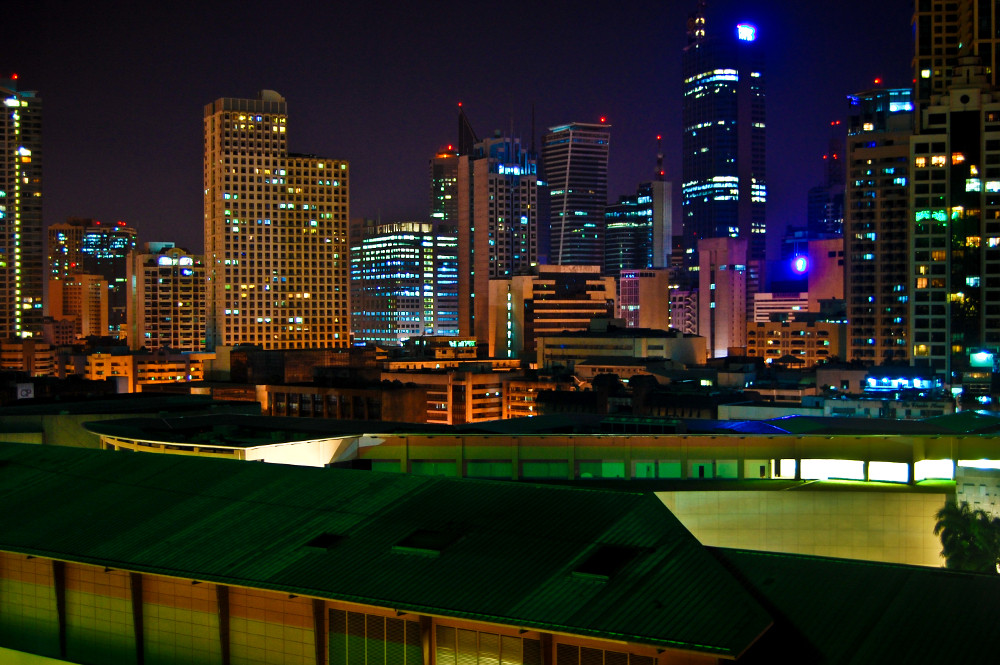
[457, 103, 479, 156]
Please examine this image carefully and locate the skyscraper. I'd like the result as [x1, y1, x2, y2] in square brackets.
[127, 244, 206, 351]
[909, 59, 1000, 395]
[203, 90, 349, 350]
[0, 76, 43, 339]
[428, 145, 461, 334]
[911, 0, 1000, 108]
[806, 123, 846, 237]
[48, 217, 136, 335]
[681, 6, 765, 281]
[457, 134, 539, 342]
[604, 180, 672, 277]
[542, 122, 610, 266]
[698, 236, 747, 359]
[844, 87, 913, 366]
[350, 221, 458, 345]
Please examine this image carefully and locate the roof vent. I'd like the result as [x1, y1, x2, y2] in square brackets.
[572, 545, 643, 581]
[392, 529, 462, 558]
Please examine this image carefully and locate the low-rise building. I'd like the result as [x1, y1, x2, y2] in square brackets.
[537, 321, 705, 371]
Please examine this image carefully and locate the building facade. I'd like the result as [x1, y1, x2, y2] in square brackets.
[698, 236, 747, 358]
[681, 9, 765, 283]
[619, 268, 671, 330]
[604, 180, 672, 277]
[457, 135, 538, 342]
[350, 221, 458, 345]
[488, 265, 616, 359]
[542, 121, 611, 267]
[127, 244, 207, 351]
[47, 273, 108, 340]
[844, 87, 913, 365]
[48, 217, 137, 335]
[909, 59, 1000, 394]
[203, 90, 349, 350]
[0, 76, 43, 339]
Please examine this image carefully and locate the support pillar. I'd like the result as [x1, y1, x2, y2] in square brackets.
[217, 585, 230, 665]
[130, 573, 145, 665]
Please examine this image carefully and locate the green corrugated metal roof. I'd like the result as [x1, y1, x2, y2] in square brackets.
[712, 548, 1000, 664]
[0, 443, 770, 658]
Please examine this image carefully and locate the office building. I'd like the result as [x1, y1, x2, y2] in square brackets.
[698, 236, 747, 358]
[350, 221, 458, 346]
[47, 273, 108, 340]
[844, 87, 913, 365]
[487, 265, 615, 359]
[0, 76, 43, 339]
[911, 0, 1000, 107]
[618, 268, 671, 330]
[127, 244, 206, 351]
[203, 90, 349, 350]
[542, 121, 611, 266]
[457, 134, 539, 342]
[604, 180, 672, 277]
[681, 8, 766, 284]
[428, 145, 461, 334]
[909, 58, 1000, 395]
[806, 124, 846, 237]
[48, 217, 137, 334]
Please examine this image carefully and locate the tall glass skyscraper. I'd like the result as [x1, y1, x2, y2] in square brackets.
[542, 122, 610, 267]
[457, 135, 538, 341]
[681, 7, 765, 275]
[603, 180, 672, 278]
[0, 76, 43, 339]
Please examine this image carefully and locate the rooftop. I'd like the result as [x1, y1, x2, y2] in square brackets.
[0, 443, 769, 658]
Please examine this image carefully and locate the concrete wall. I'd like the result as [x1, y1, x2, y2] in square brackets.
[0, 552, 707, 665]
[658, 490, 948, 567]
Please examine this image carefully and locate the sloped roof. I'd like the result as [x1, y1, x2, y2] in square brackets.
[712, 548, 1000, 664]
[0, 443, 770, 658]
[919, 410, 1000, 434]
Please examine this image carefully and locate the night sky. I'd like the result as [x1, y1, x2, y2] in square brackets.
[8, 0, 913, 257]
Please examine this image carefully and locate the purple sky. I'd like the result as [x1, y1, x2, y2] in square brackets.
[8, 0, 913, 257]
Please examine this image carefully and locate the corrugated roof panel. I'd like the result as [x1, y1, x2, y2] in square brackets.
[0, 443, 770, 657]
[713, 548, 1000, 664]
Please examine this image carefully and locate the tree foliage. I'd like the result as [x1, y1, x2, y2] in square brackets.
[934, 500, 1000, 574]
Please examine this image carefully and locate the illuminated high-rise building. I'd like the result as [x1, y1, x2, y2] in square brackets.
[604, 180, 672, 278]
[127, 244, 206, 351]
[909, 59, 1000, 395]
[0, 76, 43, 339]
[203, 90, 349, 350]
[681, 6, 765, 284]
[457, 134, 539, 342]
[542, 122, 611, 266]
[428, 145, 461, 334]
[48, 217, 136, 335]
[844, 87, 913, 366]
[350, 221, 458, 345]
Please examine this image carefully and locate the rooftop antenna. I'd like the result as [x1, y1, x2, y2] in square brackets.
[656, 134, 665, 181]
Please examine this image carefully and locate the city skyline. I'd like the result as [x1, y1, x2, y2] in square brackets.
[8, 0, 912, 256]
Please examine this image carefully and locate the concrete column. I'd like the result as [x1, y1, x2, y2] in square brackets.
[312, 599, 325, 665]
[217, 585, 230, 665]
[130, 573, 145, 665]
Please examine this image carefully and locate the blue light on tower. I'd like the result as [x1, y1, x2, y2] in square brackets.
[791, 255, 808, 274]
[736, 23, 757, 41]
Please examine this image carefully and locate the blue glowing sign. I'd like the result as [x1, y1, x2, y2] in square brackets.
[791, 255, 808, 274]
[736, 23, 757, 41]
